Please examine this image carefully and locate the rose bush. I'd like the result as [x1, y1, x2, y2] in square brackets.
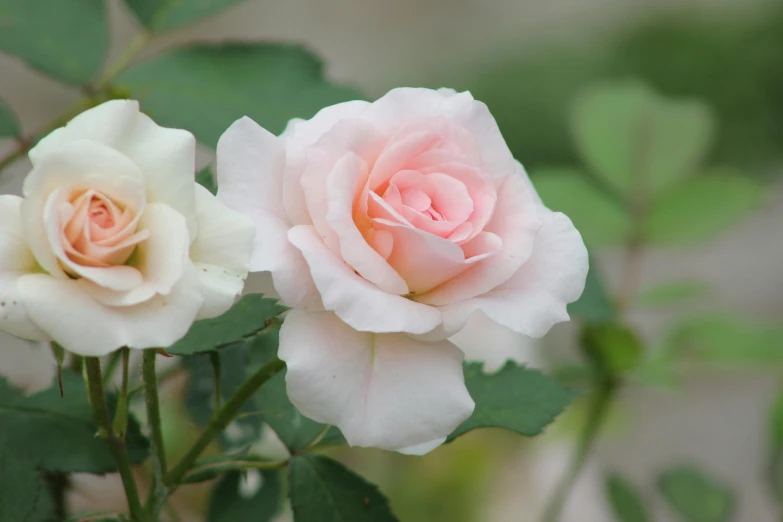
[218, 87, 588, 453]
[0, 100, 255, 356]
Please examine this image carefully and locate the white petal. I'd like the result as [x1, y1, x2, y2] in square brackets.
[288, 225, 441, 334]
[279, 310, 474, 451]
[190, 184, 255, 319]
[0, 195, 36, 272]
[0, 273, 50, 341]
[77, 203, 189, 307]
[22, 140, 146, 278]
[30, 100, 198, 237]
[18, 265, 204, 356]
[449, 311, 542, 371]
[439, 210, 588, 338]
[217, 116, 287, 221]
[325, 153, 408, 294]
[397, 437, 448, 456]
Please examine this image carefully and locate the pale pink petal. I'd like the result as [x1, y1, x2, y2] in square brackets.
[279, 310, 474, 452]
[417, 173, 542, 305]
[363, 88, 517, 178]
[368, 131, 438, 191]
[217, 116, 287, 222]
[439, 210, 588, 337]
[18, 264, 204, 356]
[190, 185, 256, 319]
[325, 153, 408, 294]
[288, 225, 441, 334]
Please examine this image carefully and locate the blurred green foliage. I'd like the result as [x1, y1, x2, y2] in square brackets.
[606, 474, 650, 522]
[658, 466, 734, 522]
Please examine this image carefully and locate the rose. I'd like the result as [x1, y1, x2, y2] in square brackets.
[0, 100, 255, 356]
[217, 87, 588, 453]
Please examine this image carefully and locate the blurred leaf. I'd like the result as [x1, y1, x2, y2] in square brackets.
[0, 373, 148, 473]
[572, 81, 714, 198]
[581, 323, 644, 375]
[637, 280, 709, 307]
[184, 344, 262, 451]
[0, 449, 42, 522]
[768, 445, 783, 505]
[447, 362, 578, 442]
[0, 0, 107, 84]
[568, 257, 616, 323]
[606, 474, 650, 522]
[125, 0, 248, 32]
[167, 294, 286, 355]
[207, 469, 283, 522]
[645, 171, 762, 244]
[771, 386, 783, 447]
[288, 454, 398, 522]
[658, 466, 733, 522]
[197, 165, 217, 195]
[0, 100, 19, 139]
[532, 168, 630, 246]
[666, 314, 783, 364]
[119, 44, 363, 147]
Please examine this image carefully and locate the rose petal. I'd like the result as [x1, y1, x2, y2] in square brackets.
[288, 225, 441, 334]
[190, 184, 255, 319]
[417, 173, 542, 305]
[279, 310, 474, 452]
[325, 153, 408, 295]
[439, 210, 588, 337]
[18, 264, 204, 356]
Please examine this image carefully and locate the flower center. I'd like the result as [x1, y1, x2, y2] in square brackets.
[89, 200, 115, 229]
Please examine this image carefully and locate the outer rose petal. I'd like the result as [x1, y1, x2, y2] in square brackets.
[288, 225, 442, 334]
[190, 185, 255, 319]
[439, 210, 589, 338]
[363, 88, 517, 179]
[17, 264, 204, 356]
[0, 196, 49, 341]
[279, 310, 474, 452]
[30, 100, 198, 237]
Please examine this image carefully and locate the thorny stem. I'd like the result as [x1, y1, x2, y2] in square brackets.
[84, 357, 146, 522]
[142, 350, 169, 519]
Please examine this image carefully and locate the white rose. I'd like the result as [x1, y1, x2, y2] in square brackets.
[0, 100, 255, 356]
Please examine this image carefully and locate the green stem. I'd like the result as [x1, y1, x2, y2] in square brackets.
[43, 471, 69, 520]
[103, 350, 124, 386]
[165, 357, 286, 487]
[84, 358, 146, 522]
[142, 350, 168, 518]
[541, 377, 616, 522]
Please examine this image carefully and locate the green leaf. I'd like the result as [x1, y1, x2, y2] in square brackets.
[0, 449, 43, 522]
[0, 99, 19, 139]
[125, 0, 248, 32]
[447, 361, 578, 442]
[637, 280, 709, 307]
[0, 373, 149, 473]
[197, 165, 217, 195]
[581, 323, 644, 375]
[606, 474, 649, 522]
[771, 386, 783, 447]
[288, 454, 398, 522]
[184, 344, 262, 451]
[568, 257, 616, 323]
[572, 81, 714, 198]
[0, 0, 108, 84]
[118, 44, 363, 147]
[645, 171, 762, 244]
[532, 168, 630, 246]
[167, 294, 286, 355]
[666, 315, 783, 365]
[657, 466, 733, 522]
[207, 469, 283, 522]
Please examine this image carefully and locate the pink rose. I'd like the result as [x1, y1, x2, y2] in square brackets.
[217, 88, 588, 453]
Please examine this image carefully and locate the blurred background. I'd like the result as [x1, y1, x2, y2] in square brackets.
[1, 0, 782, 520]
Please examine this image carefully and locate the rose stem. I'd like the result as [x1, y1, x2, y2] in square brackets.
[84, 357, 147, 522]
[165, 357, 286, 487]
[142, 349, 169, 517]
